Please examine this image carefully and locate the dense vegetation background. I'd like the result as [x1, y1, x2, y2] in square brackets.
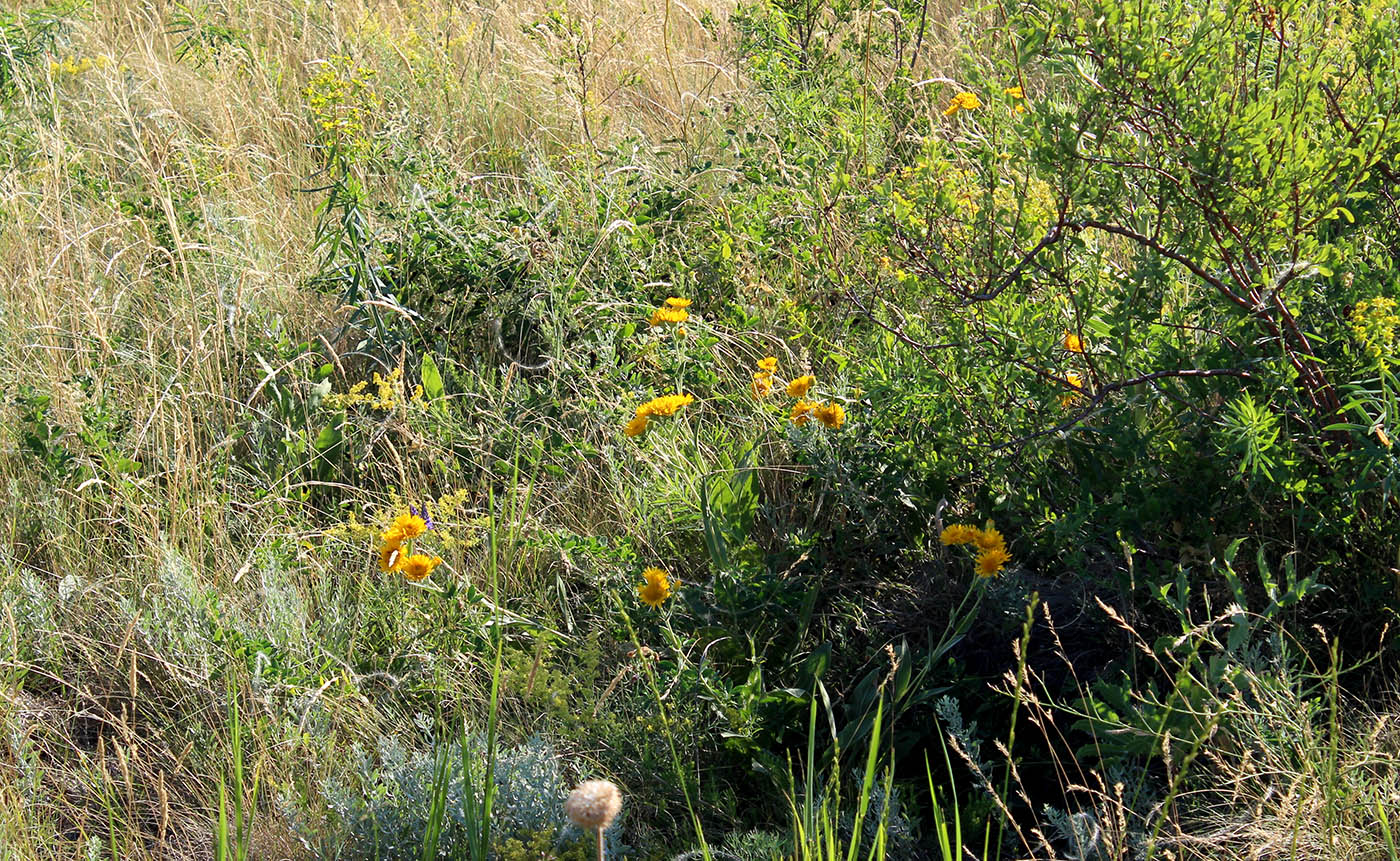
[1, 0, 1398, 857]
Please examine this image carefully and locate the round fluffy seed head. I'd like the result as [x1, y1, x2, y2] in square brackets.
[565, 779, 622, 830]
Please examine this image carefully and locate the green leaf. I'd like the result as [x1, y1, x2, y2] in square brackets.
[420, 353, 445, 401]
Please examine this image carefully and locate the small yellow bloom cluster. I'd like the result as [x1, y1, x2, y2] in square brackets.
[941, 522, 1012, 578]
[943, 91, 981, 117]
[50, 55, 110, 76]
[326, 489, 477, 549]
[324, 367, 423, 411]
[625, 393, 695, 437]
[754, 357, 846, 427]
[304, 56, 381, 156]
[377, 509, 442, 582]
[752, 356, 779, 397]
[1063, 330, 1085, 353]
[1004, 85, 1028, 114]
[1350, 297, 1398, 363]
[638, 567, 678, 608]
[649, 297, 691, 330]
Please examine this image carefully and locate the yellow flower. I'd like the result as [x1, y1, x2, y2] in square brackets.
[389, 512, 427, 541]
[976, 546, 1011, 578]
[624, 415, 650, 437]
[649, 306, 689, 326]
[1004, 85, 1025, 99]
[752, 372, 775, 398]
[757, 357, 779, 373]
[974, 526, 1006, 553]
[943, 91, 981, 116]
[1014, 103, 1028, 115]
[378, 541, 403, 572]
[1060, 372, 1085, 408]
[400, 553, 442, 582]
[940, 524, 980, 545]
[636, 393, 694, 418]
[787, 375, 815, 398]
[813, 401, 845, 429]
[664, 297, 692, 309]
[791, 400, 816, 426]
[1063, 331, 1085, 353]
[638, 567, 676, 608]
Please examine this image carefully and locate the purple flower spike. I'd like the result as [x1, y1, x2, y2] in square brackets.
[411, 503, 434, 531]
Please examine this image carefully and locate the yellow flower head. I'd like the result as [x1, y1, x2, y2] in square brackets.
[624, 415, 651, 437]
[1004, 85, 1025, 99]
[974, 526, 1006, 553]
[791, 400, 816, 426]
[752, 372, 775, 398]
[976, 546, 1012, 578]
[649, 306, 689, 326]
[757, 357, 779, 373]
[389, 512, 427, 541]
[664, 297, 692, 309]
[940, 524, 980, 546]
[636, 393, 694, 418]
[1063, 331, 1085, 353]
[378, 542, 403, 572]
[943, 91, 982, 116]
[400, 553, 442, 582]
[638, 567, 676, 608]
[787, 375, 815, 398]
[814, 401, 845, 429]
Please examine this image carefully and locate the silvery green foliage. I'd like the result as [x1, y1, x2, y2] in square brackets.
[934, 695, 986, 774]
[308, 734, 619, 859]
[717, 829, 788, 860]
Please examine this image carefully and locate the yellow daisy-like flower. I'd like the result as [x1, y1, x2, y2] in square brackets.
[636, 393, 694, 418]
[399, 553, 442, 582]
[1063, 331, 1085, 353]
[1004, 85, 1024, 99]
[389, 512, 427, 541]
[940, 524, 980, 545]
[624, 415, 650, 437]
[974, 526, 1006, 553]
[943, 91, 981, 116]
[757, 357, 778, 373]
[976, 546, 1012, 578]
[664, 297, 692, 309]
[649, 306, 689, 326]
[813, 401, 845, 429]
[787, 375, 815, 398]
[752, 372, 775, 398]
[791, 400, 816, 426]
[378, 541, 403, 572]
[638, 567, 676, 609]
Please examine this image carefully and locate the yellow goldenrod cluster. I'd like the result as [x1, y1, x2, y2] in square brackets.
[49, 55, 110, 76]
[943, 91, 981, 117]
[1350, 297, 1398, 363]
[638, 567, 677, 608]
[648, 297, 691, 329]
[304, 56, 381, 156]
[377, 509, 441, 582]
[625, 393, 695, 437]
[941, 522, 1012, 578]
[324, 367, 423, 411]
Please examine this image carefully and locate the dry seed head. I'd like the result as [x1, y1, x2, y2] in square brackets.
[565, 779, 622, 830]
